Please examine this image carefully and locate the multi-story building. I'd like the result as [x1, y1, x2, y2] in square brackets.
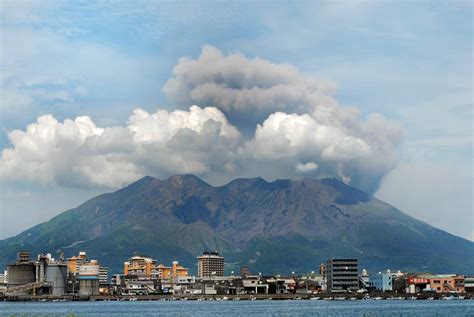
[326, 258, 359, 293]
[369, 270, 404, 292]
[359, 269, 370, 290]
[426, 275, 464, 293]
[171, 261, 189, 278]
[124, 255, 157, 279]
[67, 251, 88, 274]
[464, 276, 474, 292]
[369, 271, 393, 292]
[154, 264, 171, 279]
[319, 263, 326, 276]
[99, 266, 109, 285]
[124, 255, 188, 280]
[240, 266, 249, 278]
[0, 270, 7, 285]
[198, 251, 224, 278]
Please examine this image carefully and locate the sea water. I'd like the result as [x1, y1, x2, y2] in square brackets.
[1, 299, 473, 316]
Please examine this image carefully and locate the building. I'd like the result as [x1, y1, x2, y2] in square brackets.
[198, 251, 224, 278]
[370, 271, 393, 292]
[359, 269, 370, 290]
[266, 277, 296, 294]
[426, 275, 464, 293]
[67, 251, 88, 273]
[242, 278, 269, 294]
[319, 263, 326, 276]
[240, 266, 250, 278]
[124, 255, 157, 279]
[99, 266, 109, 285]
[464, 276, 474, 293]
[171, 261, 189, 278]
[155, 264, 171, 279]
[124, 255, 189, 280]
[405, 276, 430, 294]
[326, 258, 359, 293]
[0, 270, 7, 285]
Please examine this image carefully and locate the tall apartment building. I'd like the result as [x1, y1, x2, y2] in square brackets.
[99, 266, 109, 285]
[197, 251, 224, 278]
[326, 258, 359, 293]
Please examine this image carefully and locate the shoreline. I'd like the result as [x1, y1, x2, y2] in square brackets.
[2, 293, 472, 302]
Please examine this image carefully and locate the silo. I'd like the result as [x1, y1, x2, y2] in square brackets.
[78, 264, 99, 296]
[7, 263, 37, 295]
[45, 263, 67, 296]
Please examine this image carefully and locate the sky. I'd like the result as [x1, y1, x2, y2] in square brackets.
[0, 1, 472, 241]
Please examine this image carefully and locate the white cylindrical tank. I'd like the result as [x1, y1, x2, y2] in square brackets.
[78, 264, 99, 296]
[79, 265, 99, 278]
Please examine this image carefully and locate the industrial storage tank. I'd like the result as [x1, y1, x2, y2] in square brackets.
[45, 263, 67, 296]
[78, 264, 99, 296]
[6, 263, 36, 295]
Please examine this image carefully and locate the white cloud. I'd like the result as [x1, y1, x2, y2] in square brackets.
[241, 110, 400, 191]
[0, 103, 400, 192]
[295, 162, 318, 173]
[0, 106, 241, 188]
[128, 105, 240, 143]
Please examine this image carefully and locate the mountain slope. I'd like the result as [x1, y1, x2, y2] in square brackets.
[1, 175, 472, 275]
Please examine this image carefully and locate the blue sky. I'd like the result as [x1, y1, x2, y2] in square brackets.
[0, 1, 472, 240]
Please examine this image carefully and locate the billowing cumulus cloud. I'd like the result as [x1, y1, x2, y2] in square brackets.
[240, 111, 401, 191]
[1, 46, 402, 192]
[0, 106, 240, 188]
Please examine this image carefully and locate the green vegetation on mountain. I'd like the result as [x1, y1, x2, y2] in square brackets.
[1, 175, 472, 275]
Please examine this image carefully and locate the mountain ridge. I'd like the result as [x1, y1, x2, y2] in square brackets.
[1, 174, 472, 275]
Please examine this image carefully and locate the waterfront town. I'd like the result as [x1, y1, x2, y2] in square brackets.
[1, 250, 473, 301]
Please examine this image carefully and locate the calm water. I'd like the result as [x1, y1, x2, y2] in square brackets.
[1, 300, 473, 317]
